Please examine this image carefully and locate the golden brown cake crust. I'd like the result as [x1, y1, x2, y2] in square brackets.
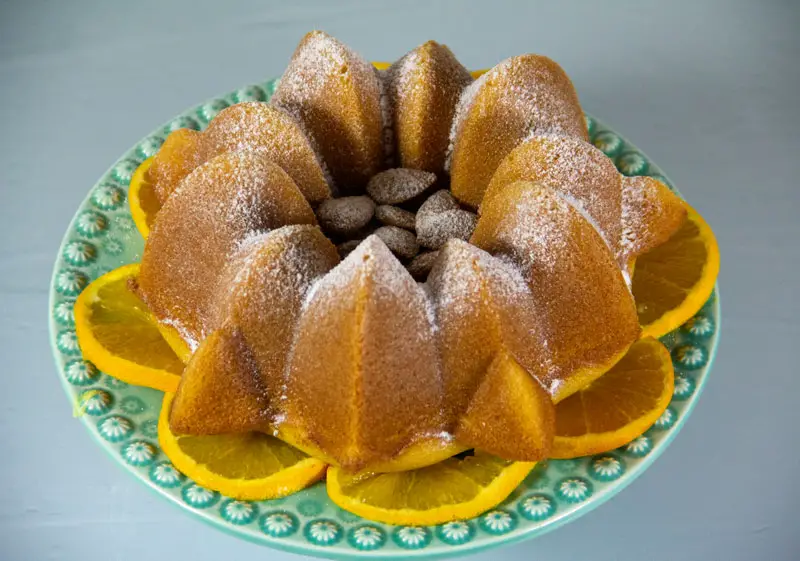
[427, 240, 547, 418]
[456, 351, 554, 461]
[148, 128, 204, 204]
[272, 31, 385, 191]
[448, 55, 589, 208]
[387, 41, 473, 175]
[213, 225, 340, 407]
[203, 103, 332, 204]
[138, 152, 316, 348]
[486, 135, 623, 259]
[169, 226, 339, 436]
[426, 240, 554, 460]
[144, 33, 673, 472]
[621, 175, 687, 264]
[147, 103, 332, 206]
[284, 236, 444, 470]
[471, 181, 640, 396]
[169, 324, 270, 435]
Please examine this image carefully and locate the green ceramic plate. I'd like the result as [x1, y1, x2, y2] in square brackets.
[49, 78, 720, 559]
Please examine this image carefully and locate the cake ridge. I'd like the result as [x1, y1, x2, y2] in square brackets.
[271, 30, 385, 190]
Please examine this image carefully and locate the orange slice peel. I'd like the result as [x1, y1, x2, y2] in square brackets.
[74, 263, 183, 392]
[128, 157, 161, 240]
[551, 337, 674, 459]
[632, 203, 719, 339]
[159, 393, 327, 500]
[327, 451, 534, 526]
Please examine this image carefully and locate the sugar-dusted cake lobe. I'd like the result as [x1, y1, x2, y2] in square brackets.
[169, 226, 339, 436]
[169, 324, 269, 435]
[427, 240, 554, 460]
[148, 103, 332, 206]
[283, 236, 445, 470]
[471, 181, 640, 401]
[621, 175, 687, 266]
[138, 152, 317, 348]
[148, 128, 204, 204]
[457, 351, 554, 461]
[386, 41, 473, 175]
[485, 135, 623, 259]
[272, 31, 385, 191]
[203, 103, 332, 204]
[448, 55, 588, 208]
[213, 226, 340, 397]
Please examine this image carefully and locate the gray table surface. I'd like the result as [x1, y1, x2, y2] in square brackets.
[2, 0, 798, 559]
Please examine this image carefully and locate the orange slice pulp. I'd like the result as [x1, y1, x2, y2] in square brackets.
[74, 264, 184, 392]
[551, 337, 674, 459]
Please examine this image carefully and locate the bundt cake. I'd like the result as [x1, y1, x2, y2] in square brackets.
[135, 30, 689, 472]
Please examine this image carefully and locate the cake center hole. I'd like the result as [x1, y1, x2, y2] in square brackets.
[313, 168, 478, 279]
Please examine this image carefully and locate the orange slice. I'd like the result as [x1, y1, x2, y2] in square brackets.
[632, 204, 719, 338]
[279, 424, 466, 475]
[327, 451, 534, 525]
[74, 264, 183, 392]
[159, 393, 327, 500]
[129, 157, 161, 240]
[551, 337, 674, 459]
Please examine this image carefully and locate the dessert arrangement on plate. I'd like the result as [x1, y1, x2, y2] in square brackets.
[64, 30, 719, 536]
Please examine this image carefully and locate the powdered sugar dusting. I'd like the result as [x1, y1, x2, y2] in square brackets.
[149, 33, 652, 465]
[221, 226, 336, 313]
[447, 55, 588, 207]
[271, 30, 384, 188]
[473, 181, 640, 391]
[386, 41, 473, 174]
[308, 236, 424, 315]
[149, 102, 334, 205]
[447, 55, 588, 172]
[621, 178, 645, 254]
[503, 187, 574, 273]
[417, 208, 478, 250]
[496, 56, 586, 139]
[139, 151, 316, 344]
[386, 49, 423, 109]
[384, 51, 419, 167]
[428, 239, 532, 318]
[418, 189, 460, 217]
[494, 134, 622, 256]
[316, 196, 375, 236]
[373, 225, 419, 260]
[272, 31, 352, 110]
[445, 72, 489, 171]
[426, 239, 552, 409]
[620, 175, 687, 270]
[558, 192, 609, 250]
[207, 225, 340, 425]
